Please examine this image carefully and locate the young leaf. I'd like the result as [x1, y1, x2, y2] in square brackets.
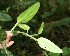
[17, 2, 40, 23]
[37, 37, 63, 53]
[18, 24, 30, 30]
[38, 22, 44, 34]
[0, 12, 12, 21]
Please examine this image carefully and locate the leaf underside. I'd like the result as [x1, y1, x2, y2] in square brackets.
[37, 37, 63, 53]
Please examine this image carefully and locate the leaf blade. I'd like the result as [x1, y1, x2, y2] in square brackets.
[37, 37, 63, 53]
[17, 2, 40, 23]
[0, 12, 12, 21]
[38, 22, 44, 34]
[18, 24, 30, 30]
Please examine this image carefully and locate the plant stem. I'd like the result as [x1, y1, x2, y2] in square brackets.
[26, 33, 37, 41]
[17, 31, 37, 41]
[31, 34, 38, 36]
[11, 22, 18, 32]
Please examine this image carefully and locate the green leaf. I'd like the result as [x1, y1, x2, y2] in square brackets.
[62, 47, 70, 56]
[0, 30, 6, 42]
[0, 12, 12, 21]
[6, 50, 14, 56]
[37, 37, 63, 53]
[42, 12, 52, 19]
[53, 17, 70, 26]
[18, 24, 30, 30]
[49, 52, 60, 56]
[38, 22, 44, 34]
[0, 26, 2, 29]
[0, 49, 14, 56]
[21, 50, 26, 56]
[11, 2, 40, 32]
[17, 2, 40, 23]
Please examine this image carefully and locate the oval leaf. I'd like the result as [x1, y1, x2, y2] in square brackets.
[37, 37, 63, 53]
[18, 24, 30, 30]
[0, 12, 12, 21]
[17, 2, 40, 23]
[38, 22, 44, 34]
[0, 30, 6, 42]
